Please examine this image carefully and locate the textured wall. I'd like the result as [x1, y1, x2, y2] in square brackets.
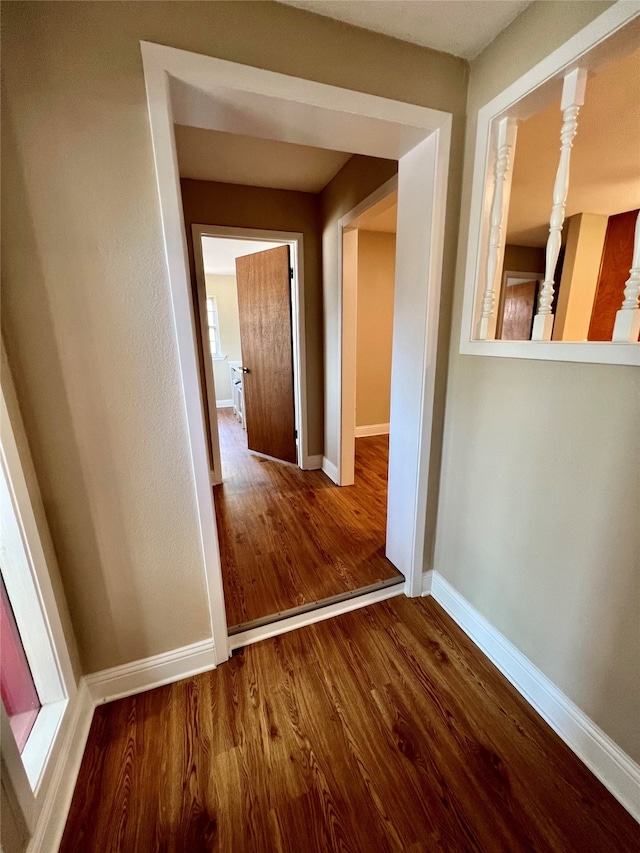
[435, 1, 640, 761]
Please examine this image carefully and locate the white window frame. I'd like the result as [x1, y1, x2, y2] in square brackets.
[0, 346, 77, 831]
[205, 295, 223, 360]
[460, 2, 640, 367]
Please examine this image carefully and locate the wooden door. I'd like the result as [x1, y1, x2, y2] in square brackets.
[500, 281, 537, 340]
[235, 245, 297, 464]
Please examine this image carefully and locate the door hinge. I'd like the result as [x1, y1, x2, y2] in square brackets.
[290, 267, 294, 280]
[295, 429, 298, 439]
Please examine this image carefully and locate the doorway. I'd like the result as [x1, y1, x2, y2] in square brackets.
[192, 226, 309, 484]
[192, 224, 403, 633]
[142, 42, 452, 661]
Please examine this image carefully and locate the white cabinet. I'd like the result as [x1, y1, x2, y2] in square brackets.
[229, 361, 245, 429]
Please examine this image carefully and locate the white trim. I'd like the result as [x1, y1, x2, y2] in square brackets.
[216, 398, 234, 408]
[229, 583, 404, 651]
[193, 224, 310, 469]
[85, 638, 216, 705]
[26, 682, 94, 853]
[460, 2, 640, 366]
[429, 571, 640, 822]
[338, 176, 398, 488]
[354, 423, 390, 438]
[141, 53, 230, 665]
[321, 456, 339, 484]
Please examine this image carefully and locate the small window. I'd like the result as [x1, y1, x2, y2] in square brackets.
[206, 296, 222, 358]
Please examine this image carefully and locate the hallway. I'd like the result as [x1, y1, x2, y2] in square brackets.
[213, 408, 402, 629]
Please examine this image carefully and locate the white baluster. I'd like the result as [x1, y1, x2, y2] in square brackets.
[477, 117, 517, 340]
[612, 210, 640, 342]
[532, 68, 587, 341]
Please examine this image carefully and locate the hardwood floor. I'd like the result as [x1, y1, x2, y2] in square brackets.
[214, 408, 401, 628]
[60, 595, 639, 852]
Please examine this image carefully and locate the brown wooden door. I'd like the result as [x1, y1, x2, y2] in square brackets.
[235, 245, 297, 464]
[500, 281, 537, 340]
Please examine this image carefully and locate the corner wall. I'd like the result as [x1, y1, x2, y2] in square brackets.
[435, 0, 639, 762]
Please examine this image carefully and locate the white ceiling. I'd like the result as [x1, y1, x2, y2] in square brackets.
[348, 190, 398, 233]
[507, 46, 640, 246]
[278, 0, 533, 60]
[175, 125, 353, 193]
[201, 237, 286, 276]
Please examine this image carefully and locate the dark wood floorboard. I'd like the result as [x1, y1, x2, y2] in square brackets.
[60, 596, 639, 853]
[214, 408, 401, 627]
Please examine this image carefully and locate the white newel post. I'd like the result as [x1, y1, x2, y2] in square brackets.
[532, 68, 587, 341]
[477, 116, 517, 340]
[612, 210, 640, 342]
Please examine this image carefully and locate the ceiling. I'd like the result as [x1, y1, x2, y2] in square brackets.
[348, 190, 398, 233]
[506, 46, 640, 247]
[278, 0, 532, 60]
[175, 125, 353, 193]
[201, 237, 285, 276]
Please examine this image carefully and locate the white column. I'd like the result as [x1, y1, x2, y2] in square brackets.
[612, 209, 640, 342]
[532, 68, 587, 341]
[477, 116, 517, 340]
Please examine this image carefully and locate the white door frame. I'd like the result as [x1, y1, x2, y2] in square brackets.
[338, 175, 398, 487]
[141, 41, 452, 662]
[192, 224, 309, 478]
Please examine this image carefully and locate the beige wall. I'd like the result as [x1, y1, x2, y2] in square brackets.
[204, 275, 242, 403]
[435, 1, 639, 762]
[553, 213, 609, 341]
[181, 178, 323, 455]
[1, 1, 467, 672]
[355, 231, 395, 427]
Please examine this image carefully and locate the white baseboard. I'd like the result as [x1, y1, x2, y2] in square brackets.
[354, 423, 390, 438]
[29, 639, 218, 850]
[85, 638, 217, 705]
[216, 399, 233, 408]
[429, 571, 640, 822]
[322, 456, 339, 484]
[304, 454, 323, 470]
[27, 681, 94, 853]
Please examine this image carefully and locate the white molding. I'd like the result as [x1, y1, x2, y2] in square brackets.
[321, 456, 339, 484]
[26, 681, 94, 853]
[85, 638, 216, 705]
[354, 423, 390, 438]
[215, 398, 233, 408]
[229, 583, 404, 651]
[430, 571, 640, 821]
[460, 2, 640, 365]
[304, 454, 323, 470]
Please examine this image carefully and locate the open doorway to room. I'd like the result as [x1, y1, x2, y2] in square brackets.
[187, 187, 404, 635]
[142, 42, 452, 657]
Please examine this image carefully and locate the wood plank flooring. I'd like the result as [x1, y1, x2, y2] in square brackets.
[60, 595, 639, 852]
[214, 408, 401, 627]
